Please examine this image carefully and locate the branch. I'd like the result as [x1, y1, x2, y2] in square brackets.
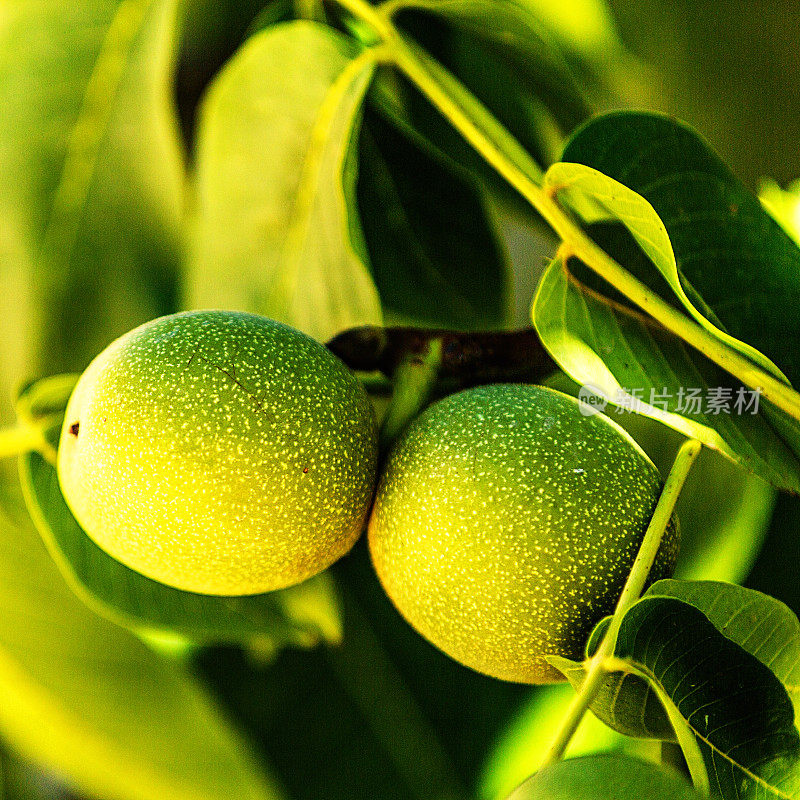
[327, 326, 557, 387]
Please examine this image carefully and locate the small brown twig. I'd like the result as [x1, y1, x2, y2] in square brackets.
[327, 326, 557, 387]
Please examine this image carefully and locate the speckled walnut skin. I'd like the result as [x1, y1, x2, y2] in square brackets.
[57, 310, 378, 596]
[368, 384, 679, 684]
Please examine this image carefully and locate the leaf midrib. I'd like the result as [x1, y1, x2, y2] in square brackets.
[268, 46, 380, 313]
[38, 0, 156, 280]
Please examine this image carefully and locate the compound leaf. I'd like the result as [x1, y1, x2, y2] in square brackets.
[559, 113, 800, 384]
[534, 247, 800, 492]
[533, 112, 800, 492]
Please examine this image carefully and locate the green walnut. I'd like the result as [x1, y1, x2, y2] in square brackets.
[368, 384, 679, 683]
[57, 310, 378, 595]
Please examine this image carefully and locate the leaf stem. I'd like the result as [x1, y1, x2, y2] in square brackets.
[379, 339, 442, 454]
[329, 0, 396, 41]
[0, 425, 56, 465]
[325, 0, 800, 422]
[540, 438, 702, 766]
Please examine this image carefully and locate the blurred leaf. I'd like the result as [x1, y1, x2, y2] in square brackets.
[477, 683, 621, 800]
[667, 450, 776, 581]
[746, 491, 800, 623]
[246, 0, 294, 35]
[512, 0, 621, 60]
[0, 218, 35, 424]
[15, 374, 341, 653]
[0, 745, 67, 800]
[550, 595, 800, 799]
[186, 21, 382, 341]
[761, 178, 800, 246]
[618, 404, 776, 582]
[397, 36, 548, 190]
[201, 539, 534, 799]
[390, 0, 590, 151]
[357, 108, 511, 329]
[505, 753, 703, 800]
[13, 375, 79, 428]
[176, 0, 288, 142]
[198, 584, 467, 800]
[0, 469, 280, 800]
[533, 249, 800, 492]
[0, 0, 184, 375]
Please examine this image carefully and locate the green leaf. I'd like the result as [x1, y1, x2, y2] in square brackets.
[576, 579, 800, 739]
[19, 448, 341, 654]
[543, 175, 781, 383]
[14, 375, 79, 427]
[0, 469, 280, 800]
[477, 683, 623, 800]
[505, 753, 704, 800]
[533, 248, 800, 492]
[533, 111, 800, 491]
[205, 539, 545, 800]
[761, 178, 800, 246]
[552, 634, 674, 742]
[357, 108, 511, 329]
[186, 21, 382, 341]
[199, 544, 470, 800]
[0, 744, 63, 800]
[0, 0, 184, 375]
[667, 446, 776, 582]
[550, 596, 800, 799]
[646, 580, 800, 719]
[560, 112, 800, 385]
[396, 35, 548, 189]
[512, 0, 622, 60]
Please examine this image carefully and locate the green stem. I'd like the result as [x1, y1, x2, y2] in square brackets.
[0, 425, 55, 464]
[332, 0, 396, 40]
[540, 438, 702, 767]
[326, 0, 800, 422]
[379, 339, 442, 454]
